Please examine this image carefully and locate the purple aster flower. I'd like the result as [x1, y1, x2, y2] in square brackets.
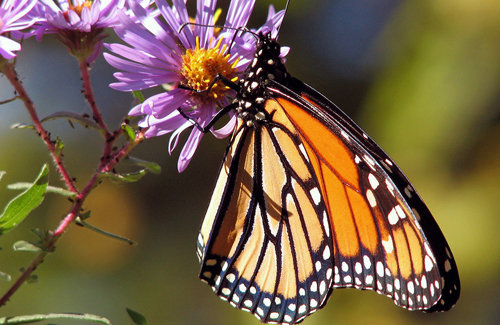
[105, 0, 286, 172]
[0, 0, 38, 59]
[27, 0, 126, 62]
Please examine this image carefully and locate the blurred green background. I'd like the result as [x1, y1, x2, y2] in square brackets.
[0, 0, 498, 324]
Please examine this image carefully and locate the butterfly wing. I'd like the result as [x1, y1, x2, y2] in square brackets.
[198, 115, 335, 324]
[266, 76, 460, 312]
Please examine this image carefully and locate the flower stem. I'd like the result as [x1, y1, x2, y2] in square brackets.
[79, 60, 110, 136]
[1, 63, 77, 193]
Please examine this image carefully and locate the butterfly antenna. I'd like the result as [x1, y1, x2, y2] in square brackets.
[275, 0, 291, 39]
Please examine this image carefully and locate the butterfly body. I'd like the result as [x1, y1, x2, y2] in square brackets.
[196, 33, 459, 324]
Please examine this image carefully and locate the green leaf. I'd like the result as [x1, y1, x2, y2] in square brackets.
[13, 240, 42, 253]
[99, 170, 147, 183]
[11, 123, 35, 130]
[7, 183, 75, 198]
[121, 123, 136, 142]
[75, 216, 136, 246]
[0, 312, 112, 324]
[125, 157, 161, 174]
[41, 111, 101, 131]
[132, 91, 145, 103]
[126, 308, 147, 325]
[0, 165, 49, 235]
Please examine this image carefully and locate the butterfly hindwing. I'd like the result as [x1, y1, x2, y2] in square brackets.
[198, 111, 335, 323]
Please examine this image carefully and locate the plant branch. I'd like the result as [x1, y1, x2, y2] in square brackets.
[1, 63, 77, 193]
[79, 60, 110, 136]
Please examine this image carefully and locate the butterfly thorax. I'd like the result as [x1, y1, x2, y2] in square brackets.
[235, 33, 288, 127]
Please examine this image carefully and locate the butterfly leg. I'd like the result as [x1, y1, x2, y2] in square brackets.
[177, 102, 238, 133]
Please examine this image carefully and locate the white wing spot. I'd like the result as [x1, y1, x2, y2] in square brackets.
[298, 143, 310, 162]
[310, 187, 321, 205]
[319, 281, 326, 295]
[376, 262, 384, 277]
[382, 236, 394, 254]
[250, 81, 258, 89]
[221, 288, 231, 296]
[395, 205, 406, 219]
[323, 211, 330, 236]
[326, 268, 333, 280]
[342, 261, 349, 272]
[311, 281, 318, 292]
[284, 315, 292, 323]
[385, 159, 393, 166]
[365, 275, 374, 285]
[355, 277, 362, 285]
[288, 303, 296, 311]
[315, 261, 322, 272]
[344, 275, 352, 283]
[232, 295, 240, 303]
[385, 179, 396, 197]
[364, 155, 376, 171]
[250, 286, 257, 294]
[341, 130, 350, 141]
[368, 173, 379, 189]
[355, 262, 362, 274]
[222, 261, 229, 271]
[226, 273, 236, 283]
[299, 288, 306, 296]
[239, 283, 247, 292]
[263, 298, 271, 307]
[408, 281, 415, 294]
[387, 283, 393, 292]
[394, 278, 400, 290]
[323, 246, 331, 260]
[355, 155, 362, 164]
[334, 273, 340, 284]
[310, 299, 318, 308]
[298, 304, 307, 314]
[388, 207, 399, 225]
[425, 255, 434, 272]
[366, 189, 377, 207]
[363, 255, 372, 269]
[244, 299, 253, 308]
[423, 295, 428, 305]
[275, 297, 281, 305]
[270, 312, 279, 319]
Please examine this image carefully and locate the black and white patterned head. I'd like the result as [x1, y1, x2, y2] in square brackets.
[235, 33, 288, 127]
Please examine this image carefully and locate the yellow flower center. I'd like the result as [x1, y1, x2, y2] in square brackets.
[69, 0, 94, 16]
[180, 37, 239, 104]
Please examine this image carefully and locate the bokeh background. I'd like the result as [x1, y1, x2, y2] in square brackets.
[0, 0, 498, 324]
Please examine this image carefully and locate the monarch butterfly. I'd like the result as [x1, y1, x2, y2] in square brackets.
[193, 30, 460, 324]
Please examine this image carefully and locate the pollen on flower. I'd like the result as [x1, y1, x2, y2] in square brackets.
[63, 0, 93, 21]
[180, 37, 239, 104]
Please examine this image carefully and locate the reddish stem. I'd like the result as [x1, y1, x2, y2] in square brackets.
[79, 60, 110, 136]
[1, 63, 77, 193]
